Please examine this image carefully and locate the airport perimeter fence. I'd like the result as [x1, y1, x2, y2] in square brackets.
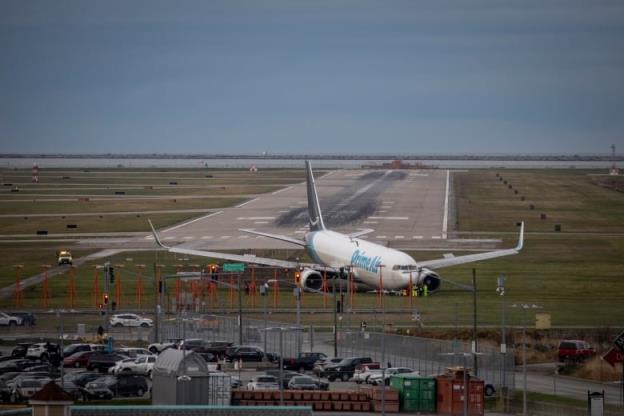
[338, 330, 516, 392]
[158, 314, 515, 392]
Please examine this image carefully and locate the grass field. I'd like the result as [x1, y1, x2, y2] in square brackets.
[0, 168, 623, 330]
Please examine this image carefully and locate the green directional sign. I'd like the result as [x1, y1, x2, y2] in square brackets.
[223, 263, 245, 273]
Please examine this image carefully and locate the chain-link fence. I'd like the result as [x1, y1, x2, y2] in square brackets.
[157, 313, 514, 393]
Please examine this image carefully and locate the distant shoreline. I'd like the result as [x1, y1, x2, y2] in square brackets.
[1, 153, 622, 161]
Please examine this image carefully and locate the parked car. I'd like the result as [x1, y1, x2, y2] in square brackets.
[558, 340, 595, 362]
[108, 355, 155, 376]
[56, 380, 82, 401]
[324, 356, 373, 382]
[204, 341, 234, 358]
[0, 312, 21, 326]
[64, 351, 96, 368]
[110, 314, 153, 328]
[368, 367, 416, 386]
[247, 375, 279, 391]
[108, 358, 136, 375]
[85, 375, 148, 398]
[265, 369, 301, 389]
[61, 371, 101, 388]
[26, 343, 61, 365]
[288, 375, 319, 390]
[11, 343, 33, 358]
[81, 380, 114, 401]
[63, 343, 96, 358]
[118, 348, 153, 358]
[313, 357, 342, 377]
[0, 380, 12, 402]
[12, 378, 50, 402]
[86, 352, 128, 373]
[11, 312, 36, 326]
[283, 352, 328, 372]
[352, 362, 381, 384]
[147, 339, 181, 354]
[225, 346, 264, 362]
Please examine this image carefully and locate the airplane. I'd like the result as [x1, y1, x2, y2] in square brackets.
[149, 161, 524, 293]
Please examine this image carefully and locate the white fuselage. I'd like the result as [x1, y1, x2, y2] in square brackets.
[305, 230, 417, 290]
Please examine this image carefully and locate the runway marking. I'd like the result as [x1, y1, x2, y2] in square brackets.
[377, 210, 388, 213]
[413, 236, 423, 239]
[395, 235, 405, 239]
[272, 186, 292, 195]
[432, 236, 441, 239]
[236, 217, 275, 220]
[254, 221, 269, 224]
[183, 236, 194, 240]
[162, 210, 223, 233]
[200, 236, 213, 240]
[368, 216, 408, 220]
[255, 236, 265, 239]
[235, 198, 259, 208]
[376, 235, 387, 239]
[163, 237, 174, 241]
[238, 235, 249, 239]
[144, 235, 154, 240]
[294, 230, 306, 234]
[220, 235, 231, 239]
[363, 221, 378, 224]
[279, 210, 289, 213]
[442, 169, 449, 239]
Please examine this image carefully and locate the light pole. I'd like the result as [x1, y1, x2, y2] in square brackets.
[332, 274, 338, 357]
[260, 282, 269, 354]
[378, 264, 386, 416]
[497, 276, 507, 395]
[512, 302, 543, 416]
[56, 310, 64, 384]
[265, 326, 299, 405]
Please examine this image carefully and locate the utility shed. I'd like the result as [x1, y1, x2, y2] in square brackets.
[152, 349, 231, 405]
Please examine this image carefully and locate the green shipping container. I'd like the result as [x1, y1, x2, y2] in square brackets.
[390, 374, 436, 412]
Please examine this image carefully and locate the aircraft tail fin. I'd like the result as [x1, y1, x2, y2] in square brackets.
[305, 160, 326, 231]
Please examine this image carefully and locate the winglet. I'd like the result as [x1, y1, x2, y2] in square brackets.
[515, 221, 524, 251]
[148, 219, 170, 249]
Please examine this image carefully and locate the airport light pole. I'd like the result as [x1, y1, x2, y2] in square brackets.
[496, 276, 507, 395]
[265, 326, 299, 405]
[512, 302, 543, 416]
[332, 274, 338, 357]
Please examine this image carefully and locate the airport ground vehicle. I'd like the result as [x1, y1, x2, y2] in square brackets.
[352, 362, 381, 384]
[110, 314, 153, 328]
[324, 356, 373, 382]
[282, 352, 327, 372]
[247, 375, 279, 391]
[558, 340, 595, 362]
[57, 250, 72, 265]
[0, 312, 22, 326]
[225, 346, 264, 362]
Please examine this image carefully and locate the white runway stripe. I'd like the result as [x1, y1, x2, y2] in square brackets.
[235, 198, 259, 208]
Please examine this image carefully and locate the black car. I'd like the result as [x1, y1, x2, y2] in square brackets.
[81, 381, 114, 401]
[61, 371, 101, 388]
[87, 375, 148, 398]
[86, 352, 128, 373]
[225, 346, 264, 362]
[11, 343, 33, 358]
[63, 343, 94, 358]
[204, 341, 234, 358]
[12, 312, 36, 326]
[0, 380, 12, 402]
[0, 359, 34, 375]
[265, 369, 300, 389]
[324, 356, 373, 382]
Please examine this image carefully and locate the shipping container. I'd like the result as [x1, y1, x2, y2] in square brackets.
[390, 374, 436, 413]
[436, 370, 484, 416]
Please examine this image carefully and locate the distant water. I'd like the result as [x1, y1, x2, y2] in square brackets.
[0, 157, 614, 169]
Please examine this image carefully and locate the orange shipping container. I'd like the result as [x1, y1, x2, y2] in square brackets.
[436, 375, 484, 416]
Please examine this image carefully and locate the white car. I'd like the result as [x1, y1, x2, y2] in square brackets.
[368, 367, 417, 386]
[352, 363, 381, 384]
[109, 314, 153, 328]
[109, 355, 156, 376]
[108, 358, 137, 375]
[26, 343, 57, 360]
[118, 348, 153, 358]
[247, 375, 279, 391]
[0, 312, 22, 326]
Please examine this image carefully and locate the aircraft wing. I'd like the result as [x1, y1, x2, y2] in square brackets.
[149, 220, 332, 271]
[239, 229, 306, 247]
[418, 222, 524, 270]
[348, 229, 375, 238]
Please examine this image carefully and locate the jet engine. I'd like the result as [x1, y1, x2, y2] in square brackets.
[299, 268, 324, 291]
[415, 268, 441, 292]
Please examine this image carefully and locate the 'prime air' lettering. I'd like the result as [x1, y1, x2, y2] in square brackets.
[351, 249, 382, 273]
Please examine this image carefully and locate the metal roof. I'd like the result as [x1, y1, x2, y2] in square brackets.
[153, 349, 209, 376]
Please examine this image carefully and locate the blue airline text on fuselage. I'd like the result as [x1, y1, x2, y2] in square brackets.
[350, 249, 382, 273]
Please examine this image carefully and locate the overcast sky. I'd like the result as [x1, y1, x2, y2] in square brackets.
[1, 1, 623, 155]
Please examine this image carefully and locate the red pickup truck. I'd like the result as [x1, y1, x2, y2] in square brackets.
[558, 340, 595, 362]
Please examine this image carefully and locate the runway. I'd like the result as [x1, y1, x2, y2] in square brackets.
[140, 169, 451, 250]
